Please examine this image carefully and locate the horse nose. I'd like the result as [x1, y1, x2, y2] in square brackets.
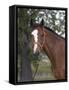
[33, 52, 39, 56]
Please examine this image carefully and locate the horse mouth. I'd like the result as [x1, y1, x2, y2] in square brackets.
[33, 51, 39, 57]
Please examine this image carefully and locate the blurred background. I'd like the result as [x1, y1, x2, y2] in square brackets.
[17, 8, 65, 82]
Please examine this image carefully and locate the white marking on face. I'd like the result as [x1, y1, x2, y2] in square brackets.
[31, 29, 38, 53]
[34, 44, 38, 53]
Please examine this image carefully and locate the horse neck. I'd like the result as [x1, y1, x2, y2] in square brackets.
[43, 28, 60, 62]
[44, 28, 59, 49]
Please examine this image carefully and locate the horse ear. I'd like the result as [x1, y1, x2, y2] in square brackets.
[40, 19, 44, 26]
[30, 19, 33, 27]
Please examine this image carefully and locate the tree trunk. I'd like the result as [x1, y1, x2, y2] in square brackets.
[20, 34, 33, 82]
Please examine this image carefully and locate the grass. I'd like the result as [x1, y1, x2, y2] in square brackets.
[31, 60, 56, 81]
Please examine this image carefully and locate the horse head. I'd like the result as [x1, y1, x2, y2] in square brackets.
[31, 19, 46, 54]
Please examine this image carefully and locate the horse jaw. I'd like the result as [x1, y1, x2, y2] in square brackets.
[31, 29, 38, 53]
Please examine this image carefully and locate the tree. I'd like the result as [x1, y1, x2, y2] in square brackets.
[36, 9, 65, 38]
[18, 8, 33, 82]
[18, 8, 39, 82]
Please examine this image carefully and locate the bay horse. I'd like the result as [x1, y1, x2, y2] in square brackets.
[31, 20, 65, 80]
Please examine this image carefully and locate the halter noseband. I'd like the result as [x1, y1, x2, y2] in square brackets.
[33, 28, 46, 51]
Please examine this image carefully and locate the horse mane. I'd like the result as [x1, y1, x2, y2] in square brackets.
[32, 23, 65, 40]
[44, 26, 65, 40]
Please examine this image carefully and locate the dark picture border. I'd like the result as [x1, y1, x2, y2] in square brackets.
[13, 5, 67, 85]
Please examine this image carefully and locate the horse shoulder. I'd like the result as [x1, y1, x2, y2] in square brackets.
[54, 39, 65, 67]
